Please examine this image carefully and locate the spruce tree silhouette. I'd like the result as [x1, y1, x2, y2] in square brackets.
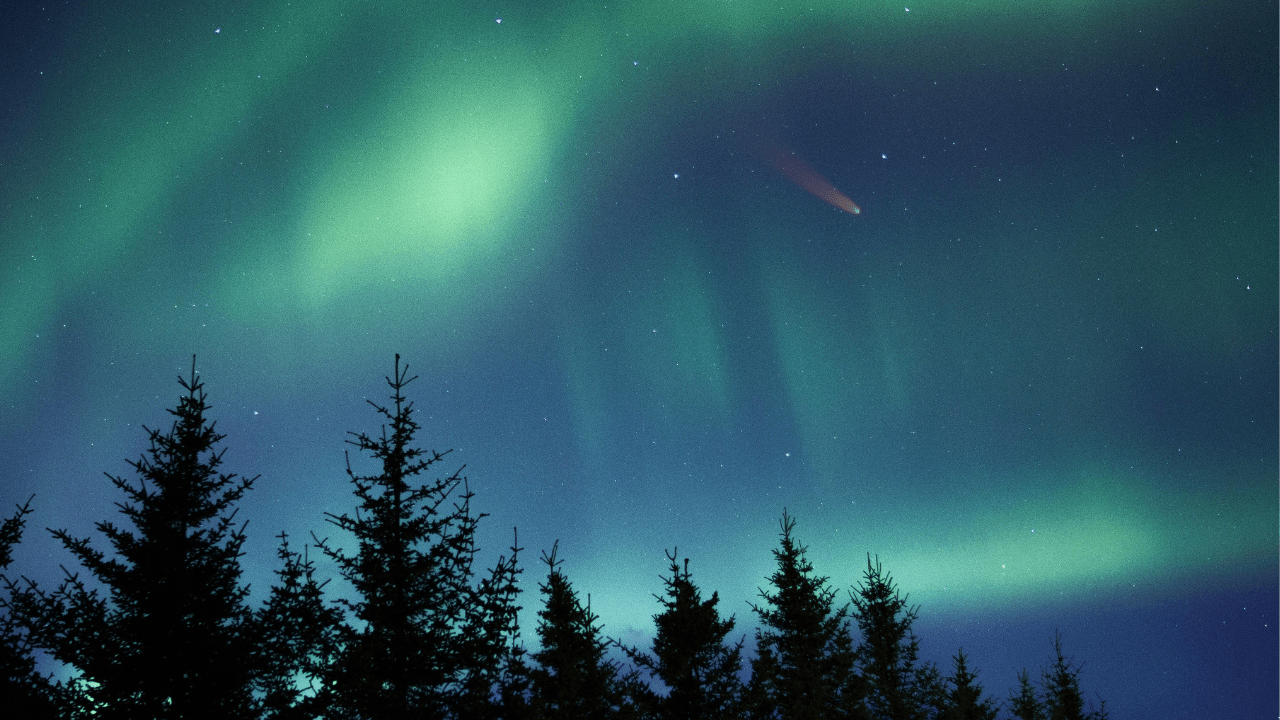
[914, 663, 949, 719]
[940, 649, 998, 720]
[6, 358, 260, 719]
[1008, 634, 1108, 720]
[313, 354, 521, 720]
[0, 496, 59, 719]
[255, 532, 343, 720]
[1008, 669, 1044, 720]
[456, 528, 527, 720]
[849, 553, 936, 720]
[1040, 633, 1107, 720]
[747, 511, 859, 720]
[622, 549, 745, 720]
[529, 542, 634, 720]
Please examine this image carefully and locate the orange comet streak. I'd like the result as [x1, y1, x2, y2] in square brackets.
[768, 147, 861, 215]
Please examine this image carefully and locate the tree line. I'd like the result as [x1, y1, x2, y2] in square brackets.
[0, 356, 1108, 720]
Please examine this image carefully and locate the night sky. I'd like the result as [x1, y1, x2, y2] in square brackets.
[2, 1, 1276, 717]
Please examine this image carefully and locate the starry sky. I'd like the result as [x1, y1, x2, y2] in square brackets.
[2, 1, 1276, 717]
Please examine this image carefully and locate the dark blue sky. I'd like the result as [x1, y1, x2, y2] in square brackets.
[2, 1, 1276, 717]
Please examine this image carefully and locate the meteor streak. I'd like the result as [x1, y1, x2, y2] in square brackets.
[766, 146, 861, 215]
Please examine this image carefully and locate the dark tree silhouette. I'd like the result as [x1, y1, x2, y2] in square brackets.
[1040, 633, 1107, 720]
[622, 549, 745, 720]
[747, 511, 859, 720]
[914, 663, 949, 720]
[255, 532, 343, 720]
[6, 358, 260, 719]
[0, 496, 34, 576]
[313, 354, 522, 720]
[484, 546, 535, 720]
[529, 542, 634, 720]
[1008, 634, 1108, 720]
[456, 529, 527, 720]
[0, 496, 59, 719]
[940, 649, 998, 720]
[849, 553, 937, 720]
[1007, 669, 1043, 720]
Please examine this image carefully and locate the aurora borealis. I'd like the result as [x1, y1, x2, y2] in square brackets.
[2, 0, 1276, 717]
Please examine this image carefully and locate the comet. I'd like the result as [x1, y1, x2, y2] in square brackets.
[764, 145, 861, 215]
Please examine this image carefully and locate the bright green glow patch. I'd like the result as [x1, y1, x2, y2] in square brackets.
[298, 53, 562, 305]
[814, 464, 1276, 609]
[911, 475, 1165, 595]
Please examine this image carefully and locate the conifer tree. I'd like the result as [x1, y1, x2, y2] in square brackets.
[747, 511, 859, 720]
[456, 530, 527, 720]
[255, 532, 343, 720]
[491, 615, 534, 720]
[849, 554, 932, 720]
[529, 542, 633, 720]
[914, 662, 949, 720]
[1007, 669, 1043, 720]
[940, 649, 997, 720]
[0, 496, 59, 719]
[6, 358, 260, 719]
[622, 549, 745, 720]
[486, 572, 535, 720]
[1040, 634, 1107, 720]
[1009, 635, 1108, 720]
[313, 354, 521, 720]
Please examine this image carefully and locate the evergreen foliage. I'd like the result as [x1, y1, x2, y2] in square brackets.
[529, 542, 633, 720]
[849, 554, 935, 720]
[6, 358, 260, 719]
[0, 496, 59, 719]
[1008, 669, 1044, 720]
[748, 511, 859, 720]
[456, 529, 527, 720]
[0, 496, 33, 570]
[913, 662, 949, 720]
[488, 584, 535, 720]
[255, 532, 343, 719]
[940, 649, 998, 720]
[312, 354, 522, 720]
[1041, 633, 1085, 720]
[1008, 635, 1108, 720]
[622, 549, 745, 720]
[1040, 633, 1107, 720]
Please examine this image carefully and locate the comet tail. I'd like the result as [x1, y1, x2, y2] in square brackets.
[768, 147, 861, 215]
